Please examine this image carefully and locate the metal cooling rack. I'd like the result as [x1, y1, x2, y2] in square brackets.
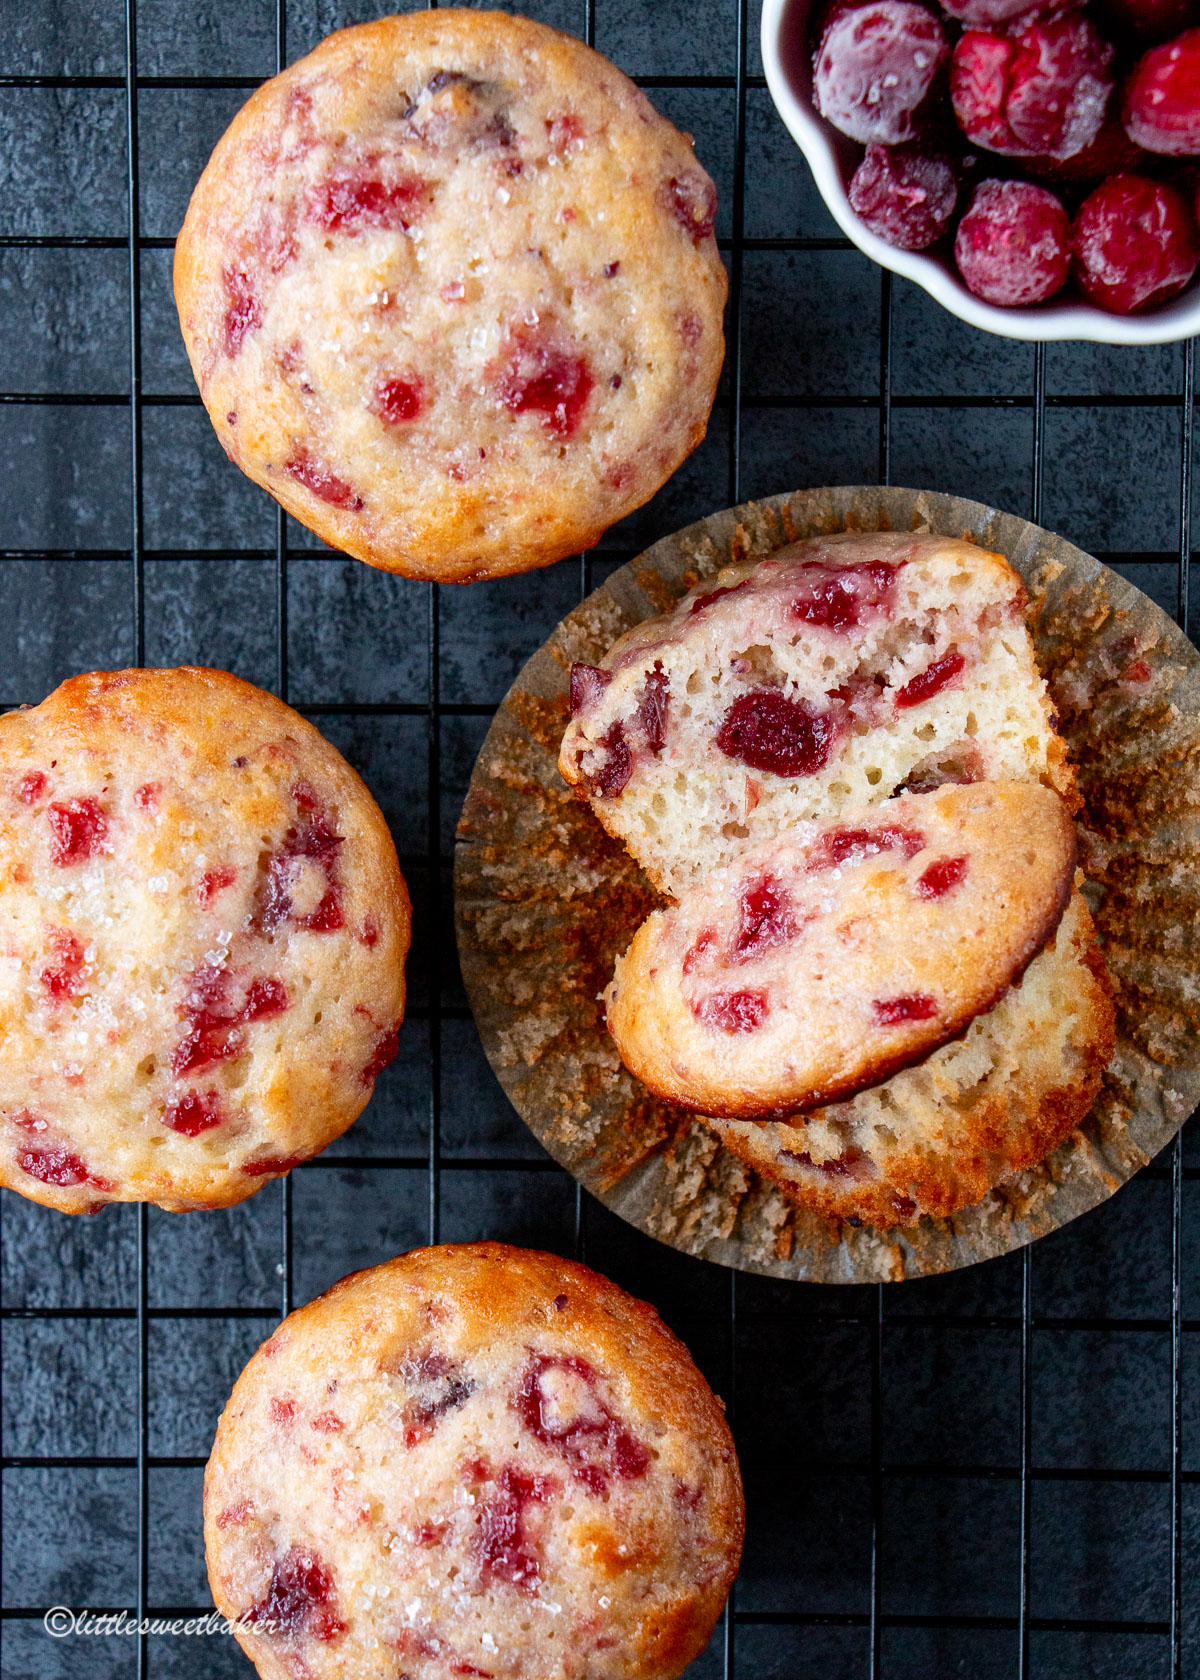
[0, 0, 1197, 1676]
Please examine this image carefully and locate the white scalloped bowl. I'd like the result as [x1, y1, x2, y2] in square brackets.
[761, 0, 1200, 344]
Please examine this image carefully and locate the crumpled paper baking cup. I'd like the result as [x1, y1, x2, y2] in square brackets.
[454, 488, 1200, 1283]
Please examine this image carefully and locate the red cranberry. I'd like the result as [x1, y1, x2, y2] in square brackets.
[1025, 117, 1147, 184]
[18, 1142, 111, 1191]
[1098, 0, 1200, 42]
[162, 1092, 224, 1136]
[47, 797, 109, 866]
[515, 1356, 649, 1495]
[1123, 27, 1200, 154]
[40, 929, 85, 1000]
[873, 992, 938, 1024]
[285, 451, 364, 511]
[373, 375, 425, 424]
[791, 558, 902, 631]
[783, 1145, 868, 1177]
[172, 967, 289, 1078]
[241, 1153, 305, 1178]
[257, 808, 345, 935]
[916, 855, 969, 898]
[269, 1396, 296, 1427]
[715, 690, 839, 778]
[895, 648, 966, 707]
[222, 266, 262, 360]
[812, 824, 925, 868]
[16, 771, 48, 804]
[471, 1462, 557, 1592]
[951, 14, 1115, 161]
[568, 663, 611, 715]
[361, 1027, 399, 1086]
[312, 1410, 344, 1433]
[496, 330, 594, 438]
[688, 578, 755, 615]
[939, 0, 1068, 22]
[954, 180, 1071, 306]
[197, 865, 237, 908]
[663, 173, 718, 242]
[633, 664, 669, 755]
[848, 143, 959, 250]
[693, 989, 770, 1032]
[813, 1, 950, 146]
[1072, 173, 1200, 312]
[581, 723, 632, 799]
[682, 928, 717, 974]
[247, 1547, 345, 1643]
[308, 169, 430, 234]
[733, 877, 799, 961]
[400, 1349, 476, 1447]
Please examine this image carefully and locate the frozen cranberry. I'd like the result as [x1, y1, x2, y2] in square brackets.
[1025, 117, 1147, 184]
[939, 0, 1068, 22]
[715, 690, 839, 778]
[16, 771, 48, 804]
[849, 143, 959, 250]
[197, 865, 237, 908]
[634, 664, 669, 754]
[248, 1547, 345, 1642]
[733, 878, 799, 961]
[373, 375, 424, 424]
[581, 723, 632, 799]
[1124, 27, 1200, 153]
[285, 451, 364, 511]
[162, 1092, 224, 1136]
[693, 989, 770, 1033]
[496, 330, 594, 438]
[873, 992, 938, 1024]
[471, 1462, 557, 1592]
[689, 578, 755, 615]
[791, 558, 902, 630]
[47, 797, 109, 866]
[895, 648, 966, 707]
[916, 855, 969, 897]
[172, 967, 289, 1078]
[516, 1356, 648, 1495]
[663, 172, 718, 242]
[361, 1027, 399, 1086]
[812, 824, 925, 868]
[1073, 173, 1200, 311]
[41, 929, 85, 1000]
[18, 1142, 110, 1191]
[954, 180, 1071, 305]
[813, 1, 949, 145]
[952, 14, 1115, 161]
[222, 266, 262, 359]
[308, 169, 430, 234]
[1098, 0, 1200, 42]
[569, 662, 611, 715]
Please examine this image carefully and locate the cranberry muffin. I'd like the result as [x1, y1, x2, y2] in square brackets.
[174, 10, 727, 583]
[205, 1243, 743, 1680]
[607, 781, 1077, 1119]
[0, 668, 409, 1213]
[559, 532, 1073, 899]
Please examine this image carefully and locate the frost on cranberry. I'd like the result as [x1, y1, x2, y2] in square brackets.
[495, 327, 595, 438]
[811, 824, 925, 869]
[954, 179, 1071, 306]
[715, 690, 839, 778]
[663, 172, 718, 242]
[939, 0, 1068, 23]
[41, 929, 85, 1000]
[895, 647, 966, 707]
[569, 662, 611, 716]
[470, 1460, 558, 1592]
[733, 877, 799, 962]
[1123, 27, 1200, 154]
[1072, 173, 1200, 311]
[873, 992, 938, 1024]
[633, 664, 669, 754]
[916, 854, 969, 898]
[791, 558, 902, 630]
[285, 450, 364, 511]
[373, 375, 425, 424]
[951, 14, 1115, 161]
[172, 966, 289, 1078]
[516, 1355, 649, 1495]
[162, 1091, 225, 1136]
[247, 1546, 345, 1643]
[814, 1, 949, 145]
[581, 722, 632, 799]
[16, 771, 48, 805]
[849, 144, 959, 250]
[693, 989, 770, 1033]
[47, 797, 109, 866]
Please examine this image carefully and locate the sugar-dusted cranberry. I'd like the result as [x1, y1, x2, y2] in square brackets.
[285, 451, 364, 511]
[715, 690, 838, 778]
[693, 989, 770, 1033]
[516, 1355, 649, 1495]
[247, 1546, 345, 1643]
[581, 723, 632, 800]
[312, 1410, 344, 1433]
[951, 14, 1115, 161]
[683, 928, 717, 974]
[812, 824, 925, 869]
[849, 143, 958, 251]
[1123, 27, 1200, 154]
[873, 992, 938, 1024]
[373, 375, 425, 424]
[222, 266, 262, 360]
[895, 647, 966, 707]
[1072, 173, 1200, 312]
[40, 928, 85, 1000]
[495, 329, 595, 439]
[548, 110, 585, 153]
[269, 1396, 296, 1426]
[689, 578, 755, 616]
[172, 966, 289, 1078]
[471, 1461, 557, 1592]
[361, 1026, 400, 1087]
[162, 1091, 224, 1136]
[18, 1142, 110, 1191]
[16, 771, 48, 804]
[663, 172, 718, 242]
[47, 797, 109, 866]
[197, 865, 237, 908]
[569, 662, 611, 716]
[791, 558, 902, 631]
[258, 806, 345, 935]
[401, 1349, 476, 1448]
[954, 180, 1071, 306]
[916, 854, 969, 898]
[634, 664, 669, 755]
[733, 877, 799, 962]
[217, 1498, 254, 1529]
[308, 168, 431, 235]
[241, 1153, 305, 1178]
[813, 1, 949, 146]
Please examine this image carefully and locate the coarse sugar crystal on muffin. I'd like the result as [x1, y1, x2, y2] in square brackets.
[559, 531, 1074, 899]
[174, 10, 727, 584]
[0, 667, 409, 1214]
[204, 1243, 744, 1680]
[704, 889, 1115, 1229]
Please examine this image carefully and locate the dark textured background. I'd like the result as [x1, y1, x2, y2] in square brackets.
[0, 1, 1198, 1676]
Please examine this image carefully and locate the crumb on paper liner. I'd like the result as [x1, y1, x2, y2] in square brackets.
[454, 487, 1200, 1283]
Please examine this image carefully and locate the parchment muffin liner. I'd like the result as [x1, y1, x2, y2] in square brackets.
[453, 487, 1200, 1283]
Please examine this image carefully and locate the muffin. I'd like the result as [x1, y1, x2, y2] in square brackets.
[204, 1243, 744, 1680]
[606, 781, 1078, 1118]
[559, 532, 1073, 899]
[0, 667, 409, 1213]
[174, 10, 727, 584]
